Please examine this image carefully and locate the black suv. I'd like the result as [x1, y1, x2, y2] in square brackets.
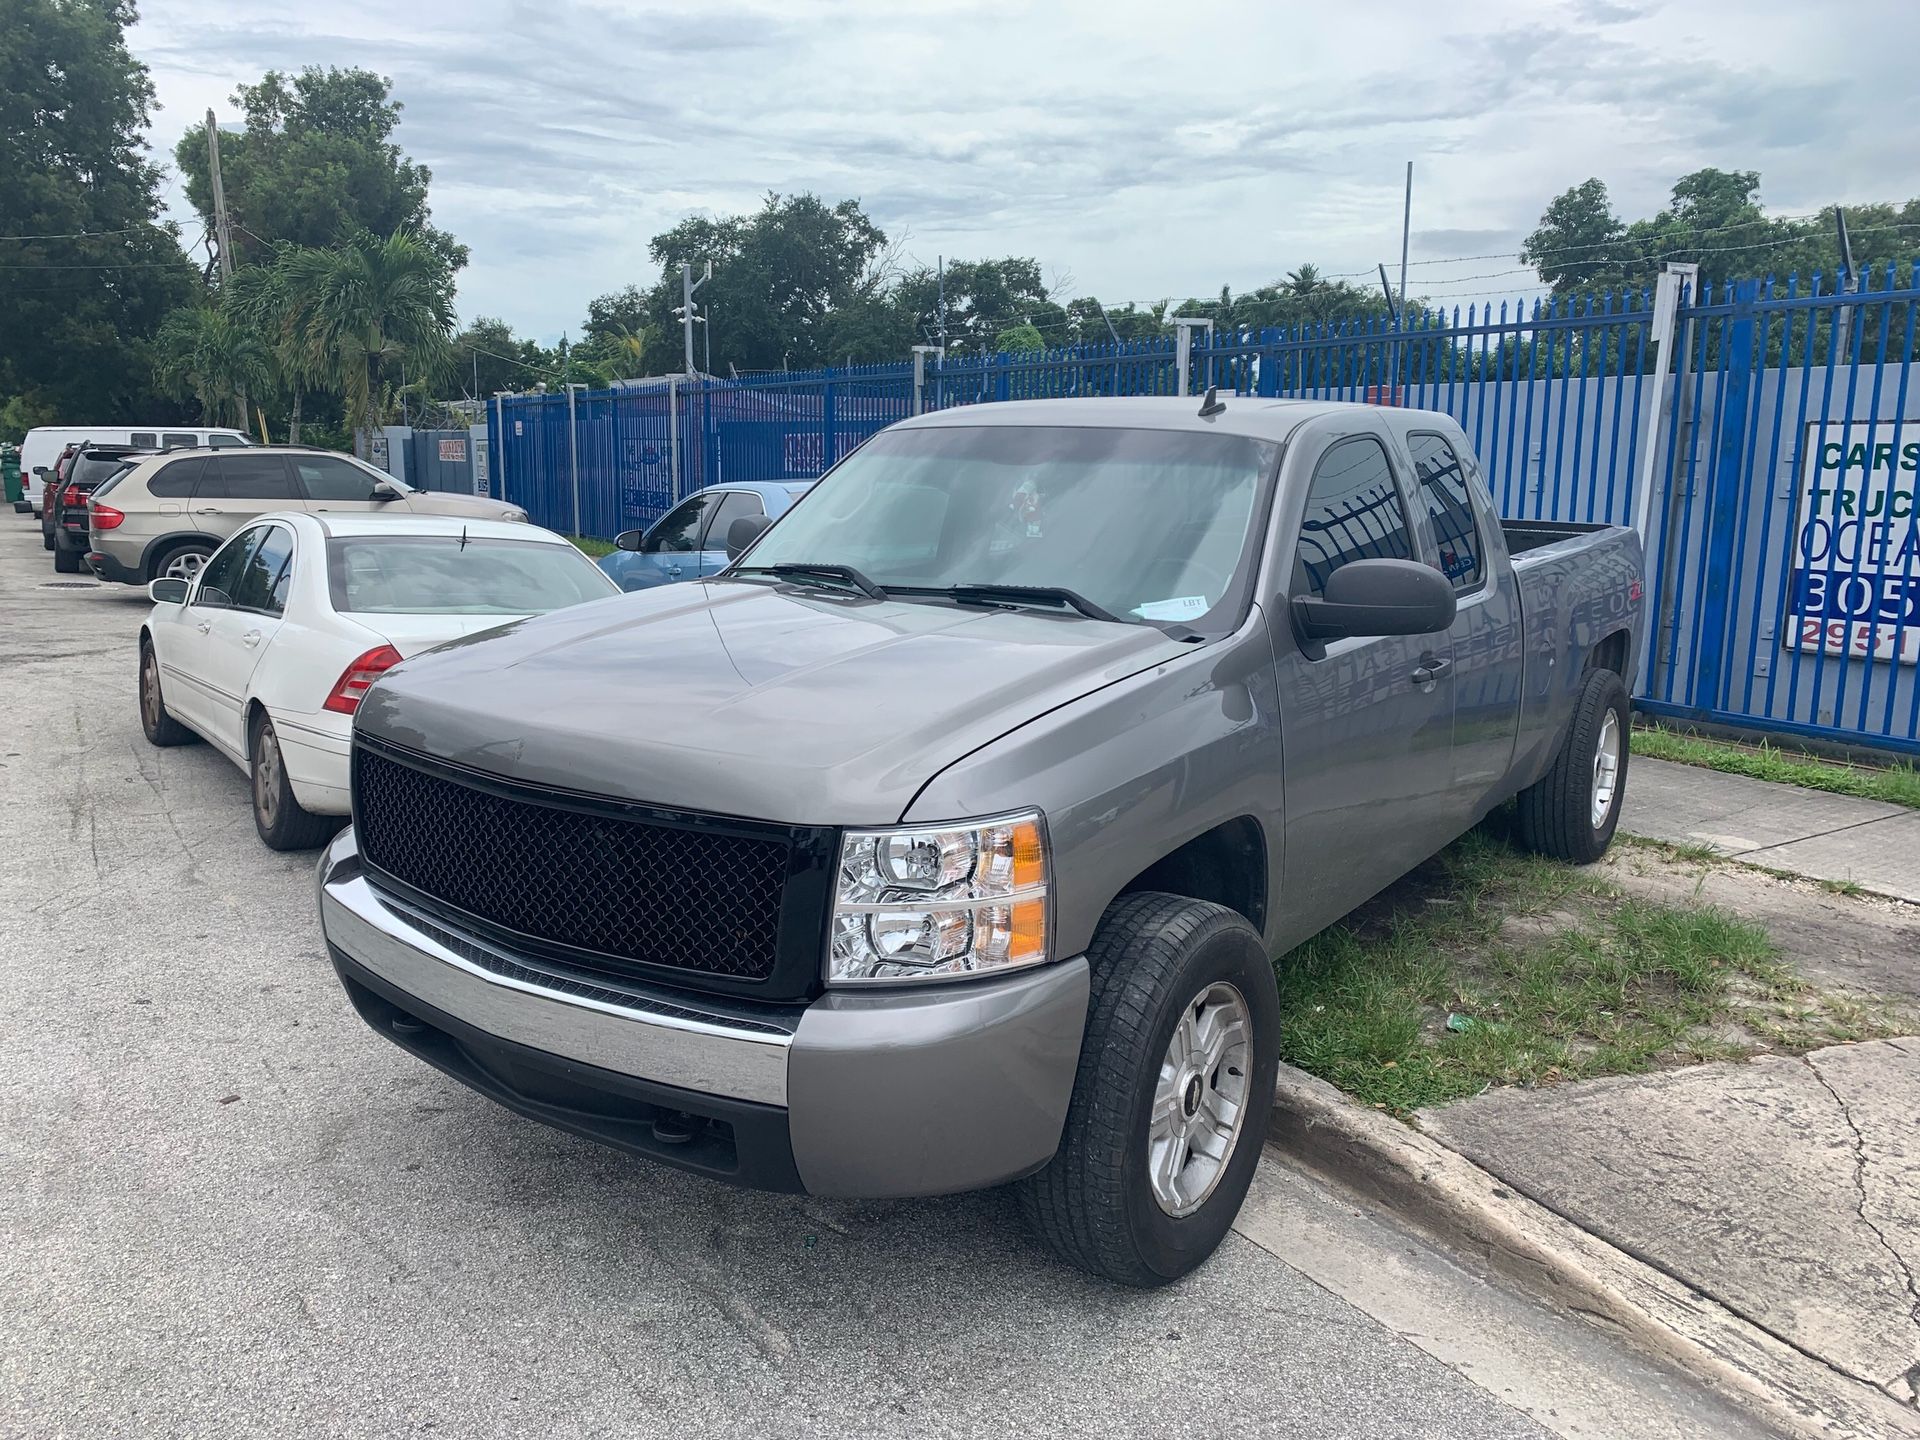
[48, 445, 154, 573]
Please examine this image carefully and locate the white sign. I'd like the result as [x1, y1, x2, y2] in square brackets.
[438, 437, 468, 462]
[1786, 421, 1920, 666]
[514, 419, 524, 436]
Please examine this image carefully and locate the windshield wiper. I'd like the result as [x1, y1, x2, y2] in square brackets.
[733, 561, 888, 600]
[942, 583, 1127, 624]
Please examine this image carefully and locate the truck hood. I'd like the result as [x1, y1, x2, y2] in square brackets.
[354, 580, 1190, 825]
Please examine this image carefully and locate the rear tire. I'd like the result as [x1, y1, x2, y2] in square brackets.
[41, 515, 55, 550]
[151, 540, 214, 585]
[1018, 893, 1279, 1287]
[1515, 668, 1630, 864]
[139, 640, 196, 747]
[250, 711, 335, 851]
[52, 543, 81, 573]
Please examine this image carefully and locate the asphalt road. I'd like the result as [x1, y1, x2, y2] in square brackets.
[0, 514, 1698, 1440]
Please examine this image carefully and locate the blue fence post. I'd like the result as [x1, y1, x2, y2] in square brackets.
[1690, 278, 1760, 713]
[822, 369, 837, 470]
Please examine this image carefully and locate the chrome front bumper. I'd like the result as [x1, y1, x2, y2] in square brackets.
[316, 827, 1090, 1197]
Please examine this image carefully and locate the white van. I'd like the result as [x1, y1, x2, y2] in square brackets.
[16, 425, 251, 515]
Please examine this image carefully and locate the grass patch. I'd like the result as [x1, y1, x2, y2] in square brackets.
[1631, 724, 1920, 810]
[569, 534, 617, 558]
[1274, 827, 1906, 1114]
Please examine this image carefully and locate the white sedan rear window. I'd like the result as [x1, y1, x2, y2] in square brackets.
[325, 536, 614, 616]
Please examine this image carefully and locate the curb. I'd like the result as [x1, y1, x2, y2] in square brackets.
[1267, 1064, 1920, 1440]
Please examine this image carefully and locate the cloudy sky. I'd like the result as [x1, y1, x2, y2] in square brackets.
[130, 0, 1920, 345]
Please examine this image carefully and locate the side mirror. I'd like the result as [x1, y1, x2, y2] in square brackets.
[1292, 558, 1457, 643]
[371, 481, 401, 501]
[148, 577, 190, 605]
[33, 466, 48, 477]
[614, 528, 646, 552]
[726, 513, 772, 559]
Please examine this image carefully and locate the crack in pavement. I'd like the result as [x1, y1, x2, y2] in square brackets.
[1804, 1050, 1920, 1367]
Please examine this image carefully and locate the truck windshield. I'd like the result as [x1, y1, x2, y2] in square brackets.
[737, 426, 1276, 627]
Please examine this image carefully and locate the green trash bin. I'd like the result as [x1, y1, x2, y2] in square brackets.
[2, 447, 20, 507]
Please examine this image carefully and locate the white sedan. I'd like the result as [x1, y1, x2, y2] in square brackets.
[137, 511, 620, 849]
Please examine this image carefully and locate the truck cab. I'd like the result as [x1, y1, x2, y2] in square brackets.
[316, 396, 1644, 1286]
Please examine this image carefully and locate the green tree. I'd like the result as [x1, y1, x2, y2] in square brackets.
[0, 0, 199, 429]
[994, 322, 1046, 353]
[279, 229, 457, 433]
[642, 193, 894, 371]
[1522, 178, 1629, 292]
[151, 304, 271, 427]
[455, 316, 555, 396]
[174, 67, 466, 273]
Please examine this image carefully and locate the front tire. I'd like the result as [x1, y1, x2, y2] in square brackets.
[250, 711, 335, 851]
[139, 641, 196, 747]
[1515, 668, 1630, 864]
[1019, 893, 1279, 1287]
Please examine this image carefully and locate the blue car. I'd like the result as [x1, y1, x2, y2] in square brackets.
[599, 481, 815, 592]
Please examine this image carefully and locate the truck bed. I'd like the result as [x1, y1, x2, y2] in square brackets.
[1501, 519, 1621, 558]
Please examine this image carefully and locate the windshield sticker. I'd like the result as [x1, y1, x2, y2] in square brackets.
[1133, 596, 1209, 621]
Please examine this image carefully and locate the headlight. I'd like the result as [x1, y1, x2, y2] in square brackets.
[829, 811, 1049, 985]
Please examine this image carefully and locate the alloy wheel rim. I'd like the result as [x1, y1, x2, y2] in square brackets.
[254, 725, 280, 823]
[165, 551, 206, 582]
[1148, 981, 1252, 1217]
[1592, 708, 1621, 829]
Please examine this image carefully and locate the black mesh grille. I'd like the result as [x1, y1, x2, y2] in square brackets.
[354, 746, 791, 982]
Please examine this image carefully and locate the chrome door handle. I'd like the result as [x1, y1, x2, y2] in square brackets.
[196, 621, 212, 635]
[242, 630, 262, 648]
[195, 506, 223, 515]
[666, 565, 682, 577]
[1412, 657, 1453, 685]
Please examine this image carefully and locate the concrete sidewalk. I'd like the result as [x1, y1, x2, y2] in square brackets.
[1621, 755, 1920, 902]
[1272, 753, 1920, 1436]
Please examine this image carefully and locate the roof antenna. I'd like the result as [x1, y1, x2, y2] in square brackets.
[459, 524, 469, 551]
[1197, 384, 1226, 418]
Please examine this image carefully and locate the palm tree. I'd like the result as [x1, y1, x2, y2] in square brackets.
[227, 252, 328, 444]
[279, 229, 457, 437]
[151, 305, 272, 429]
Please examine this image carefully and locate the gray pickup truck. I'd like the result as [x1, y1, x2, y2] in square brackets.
[317, 396, 1644, 1286]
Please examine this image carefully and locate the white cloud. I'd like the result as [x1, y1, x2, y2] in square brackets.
[131, 0, 1920, 342]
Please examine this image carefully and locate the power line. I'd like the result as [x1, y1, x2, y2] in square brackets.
[0, 224, 159, 242]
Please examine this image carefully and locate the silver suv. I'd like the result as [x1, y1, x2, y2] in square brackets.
[87, 447, 530, 585]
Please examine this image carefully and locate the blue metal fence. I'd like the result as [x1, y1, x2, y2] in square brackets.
[490, 265, 1920, 757]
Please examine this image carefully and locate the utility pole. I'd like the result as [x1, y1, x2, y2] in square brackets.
[1833, 206, 1857, 361]
[205, 109, 244, 424]
[937, 255, 948, 352]
[205, 110, 235, 286]
[1394, 161, 1412, 402]
[680, 260, 712, 376]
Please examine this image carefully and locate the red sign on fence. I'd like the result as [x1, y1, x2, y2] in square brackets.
[438, 437, 468, 462]
[1362, 386, 1403, 406]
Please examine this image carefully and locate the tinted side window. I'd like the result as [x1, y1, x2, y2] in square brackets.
[704, 491, 764, 546]
[293, 455, 380, 502]
[1408, 432, 1485, 590]
[207, 434, 250, 449]
[231, 525, 295, 614]
[643, 494, 715, 553]
[162, 433, 197, 450]
[130, 432, 158, 447]
[147, 457, 204, 498]
[1291, 437, 1414, 598]
[195, 528, 264, 607]
[197, 454, 293, 501]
